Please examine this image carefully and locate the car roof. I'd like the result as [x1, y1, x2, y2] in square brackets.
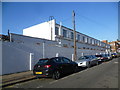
[39, 57, 66, 60]
[39, 58, 50, 60]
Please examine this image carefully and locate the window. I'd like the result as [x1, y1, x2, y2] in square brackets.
[97, 41, 99, 46]
[71, 45, 74, 48]
[85, 37, 88, 43]
[98, 41, 100, 46]
[38, 59, 48, 64]
[36, 43, 40, 45]
[63, 29, 67, 37]
[92, 39, 94, 44]
[63, 44, 68, 47]
[83, 47, 85, 49]
[53, 58, 62, 63]
[62, 57, 71, 63]
[89, 38, 92, 44]
[90, 39, 92, 44]
[87, 38, 89, 43]
[99, 42, 101, 46]
[84, 56, 90, 59]
[78, 56, 85, 60]
[55, 27, 59, 35]
[83, 36, 85, 42]
[77, 34, 80, 41]
[94, 40, 96, 45]
[71, 32, 74, 39]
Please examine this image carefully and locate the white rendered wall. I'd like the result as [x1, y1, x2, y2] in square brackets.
[23, 20, 56, 40]
[2, 42, 30, 75]
[1, 34, 107, 75]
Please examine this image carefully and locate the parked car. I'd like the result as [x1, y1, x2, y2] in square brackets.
[104, 54, 112, 60]
[75, 55, 98, 68]
[90, 55, 99, 65]
[111, 53, 118, 58]
[95, 55, 103, 62]
[33, 57, 78, 80]
[75, 56, 91, 68]
[100, 54, 109, 62]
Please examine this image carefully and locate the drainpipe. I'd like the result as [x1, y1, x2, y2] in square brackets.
[43, 42, 45, 58]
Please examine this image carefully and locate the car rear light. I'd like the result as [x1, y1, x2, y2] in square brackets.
[101, 57, 103, 59]
[44, 65, 51, 68]
[34, 65, 37, 68]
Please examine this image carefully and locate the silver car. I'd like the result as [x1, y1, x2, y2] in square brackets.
[75, 55, 92, 68]
[75, 55, 99, 68]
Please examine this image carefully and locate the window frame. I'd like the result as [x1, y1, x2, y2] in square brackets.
[55, 27, 59, 35]
[63, 29, 67, 37]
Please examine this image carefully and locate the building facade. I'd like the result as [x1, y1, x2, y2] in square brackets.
[23, 19, 111, 53]
[109, 41, 120, 53]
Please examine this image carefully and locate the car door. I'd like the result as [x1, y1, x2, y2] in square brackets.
[91, 55, 98, 65]
[52, 57, 65, 74]
[88, 55, 94, 65]
[62, 57, 72, 73]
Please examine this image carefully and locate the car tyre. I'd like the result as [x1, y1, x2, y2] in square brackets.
[52, 70, 61, 80]
[74, 66, 78, 73]
[36, 76, 41, 79]
[96, 61, 99, 65]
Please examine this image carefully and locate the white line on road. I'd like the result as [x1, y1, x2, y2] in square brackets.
[114, 62, 118, 64]
[49, 80, 58, 84]
[37, 85, 43, 88]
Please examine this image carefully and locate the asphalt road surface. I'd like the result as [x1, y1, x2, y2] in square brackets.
[7, 58, 119, 88]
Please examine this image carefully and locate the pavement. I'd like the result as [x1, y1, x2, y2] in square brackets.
[1, 70, 35, 88]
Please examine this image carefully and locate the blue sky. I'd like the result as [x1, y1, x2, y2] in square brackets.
[2, 2, 118, 41]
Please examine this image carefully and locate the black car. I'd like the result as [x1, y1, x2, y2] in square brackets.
[95, 55, 103, 62]
[33, 57, 78, 80]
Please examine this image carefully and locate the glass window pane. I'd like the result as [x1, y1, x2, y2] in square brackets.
[63, 29, 67, 37]
[55, 27, 59, 35]
[71, 32, 74, 39]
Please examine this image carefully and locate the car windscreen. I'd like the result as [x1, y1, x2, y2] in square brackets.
[37, 59, 49, 64]
[84, 56, 90, 59]
[113, 53, 117, 55]
[78, 56, 85, 60]
[101, 54, 106, 57]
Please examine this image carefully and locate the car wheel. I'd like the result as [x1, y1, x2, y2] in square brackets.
[52, 70, 61, 80]
[36, 76, 41, 79]
[96, 61, 99, 65]
[74, 66, 78, 73]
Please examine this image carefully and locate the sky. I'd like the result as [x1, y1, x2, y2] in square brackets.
[2, 2, 118, 42]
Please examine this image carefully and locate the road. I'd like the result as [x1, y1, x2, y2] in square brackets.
[6, 58, 118, 88]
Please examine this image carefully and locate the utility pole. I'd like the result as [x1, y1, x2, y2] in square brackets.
[8, 29, 10, 42]
[49, 16, 54, 40]
[73, 10, 77, 61]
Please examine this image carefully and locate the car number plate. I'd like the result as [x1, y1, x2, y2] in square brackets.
[35, 72, 42, 74]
